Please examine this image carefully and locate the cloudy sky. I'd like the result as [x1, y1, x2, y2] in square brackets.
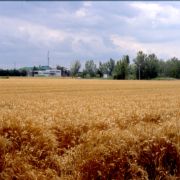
[1, 1, 180, 68]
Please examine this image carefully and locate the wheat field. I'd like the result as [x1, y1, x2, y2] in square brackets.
[0, 78, 179, 179]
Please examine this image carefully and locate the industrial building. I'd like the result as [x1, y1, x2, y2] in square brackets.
[33, 68, 61, 77]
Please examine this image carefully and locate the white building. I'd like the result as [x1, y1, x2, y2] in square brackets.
[103, 74, 108, 78]
[34, 69, 61, 77]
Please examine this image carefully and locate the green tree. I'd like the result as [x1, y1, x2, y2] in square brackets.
[98, 59, 115, 77]
[113, 55, 129, 79]
[134, 52, 159, 79]
[158, 60, 166, 77]
[165, 57, 180, 78]
[128, 64, 136, 79]
[99, 62, 108, 77]
[134, 51, 147, 79]
[134, 51, 161, 79]
[107, 58, 115, 76]
[84, 60, 97, 77]
[70, 60, 81, 77]
[144, 54, 159, 79]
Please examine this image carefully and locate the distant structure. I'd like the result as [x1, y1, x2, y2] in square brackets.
[33, 66, 62, 77]
[21, 52, 64, 77]
[32, 51, 61, 77]
[103, 74, 108, 78]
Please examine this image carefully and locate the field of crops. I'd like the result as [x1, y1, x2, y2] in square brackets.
[0, 78, 179, 179]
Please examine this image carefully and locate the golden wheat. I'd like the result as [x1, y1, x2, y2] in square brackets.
[0, 78, 179, 179]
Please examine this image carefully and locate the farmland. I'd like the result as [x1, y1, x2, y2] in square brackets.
[0, 78, 179, 179]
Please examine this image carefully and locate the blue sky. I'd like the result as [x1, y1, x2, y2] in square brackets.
[1, 1, 180, 68]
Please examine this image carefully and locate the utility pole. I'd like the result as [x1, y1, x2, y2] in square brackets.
[139, 63, 141, 80]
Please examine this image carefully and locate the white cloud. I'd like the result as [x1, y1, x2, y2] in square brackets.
[75, 8, 87, 18]
[110, 34, 180, 59]
[83, 2, 92, 7]
[75, 2, 93, 18]
[110, 35, 146, 54]
[0, 15, 68, 48]
[18, 24, 67, 47]
[0, 14, 110, 54]
[71, 33, 109, 56]
[130, 2, 180, 25]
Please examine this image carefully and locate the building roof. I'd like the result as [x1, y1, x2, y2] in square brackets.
[20, 66, 51, 71]
[39, 66, 51, 70]
[19, 67, 34, 71]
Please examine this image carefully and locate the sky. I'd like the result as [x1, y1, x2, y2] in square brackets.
[1, 1, 180, 69]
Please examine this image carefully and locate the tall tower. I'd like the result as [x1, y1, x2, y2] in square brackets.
[47, 50, 50, 67]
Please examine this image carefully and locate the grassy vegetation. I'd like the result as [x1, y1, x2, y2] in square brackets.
[0, 76, 9, 79]
[152, 77, 177, 80]
[0, 78, 179, 179]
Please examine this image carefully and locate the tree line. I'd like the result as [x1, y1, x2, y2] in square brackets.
[0, 69, 27, 77]
[1, 50, 180, 79]
[70, 51, 180, 79]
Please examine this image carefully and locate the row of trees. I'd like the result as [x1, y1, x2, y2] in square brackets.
[70, 59, 116, 78]
[0, 69, 27, 76]
[1, 51, 180, 79]
[70, 51, 180, 79]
